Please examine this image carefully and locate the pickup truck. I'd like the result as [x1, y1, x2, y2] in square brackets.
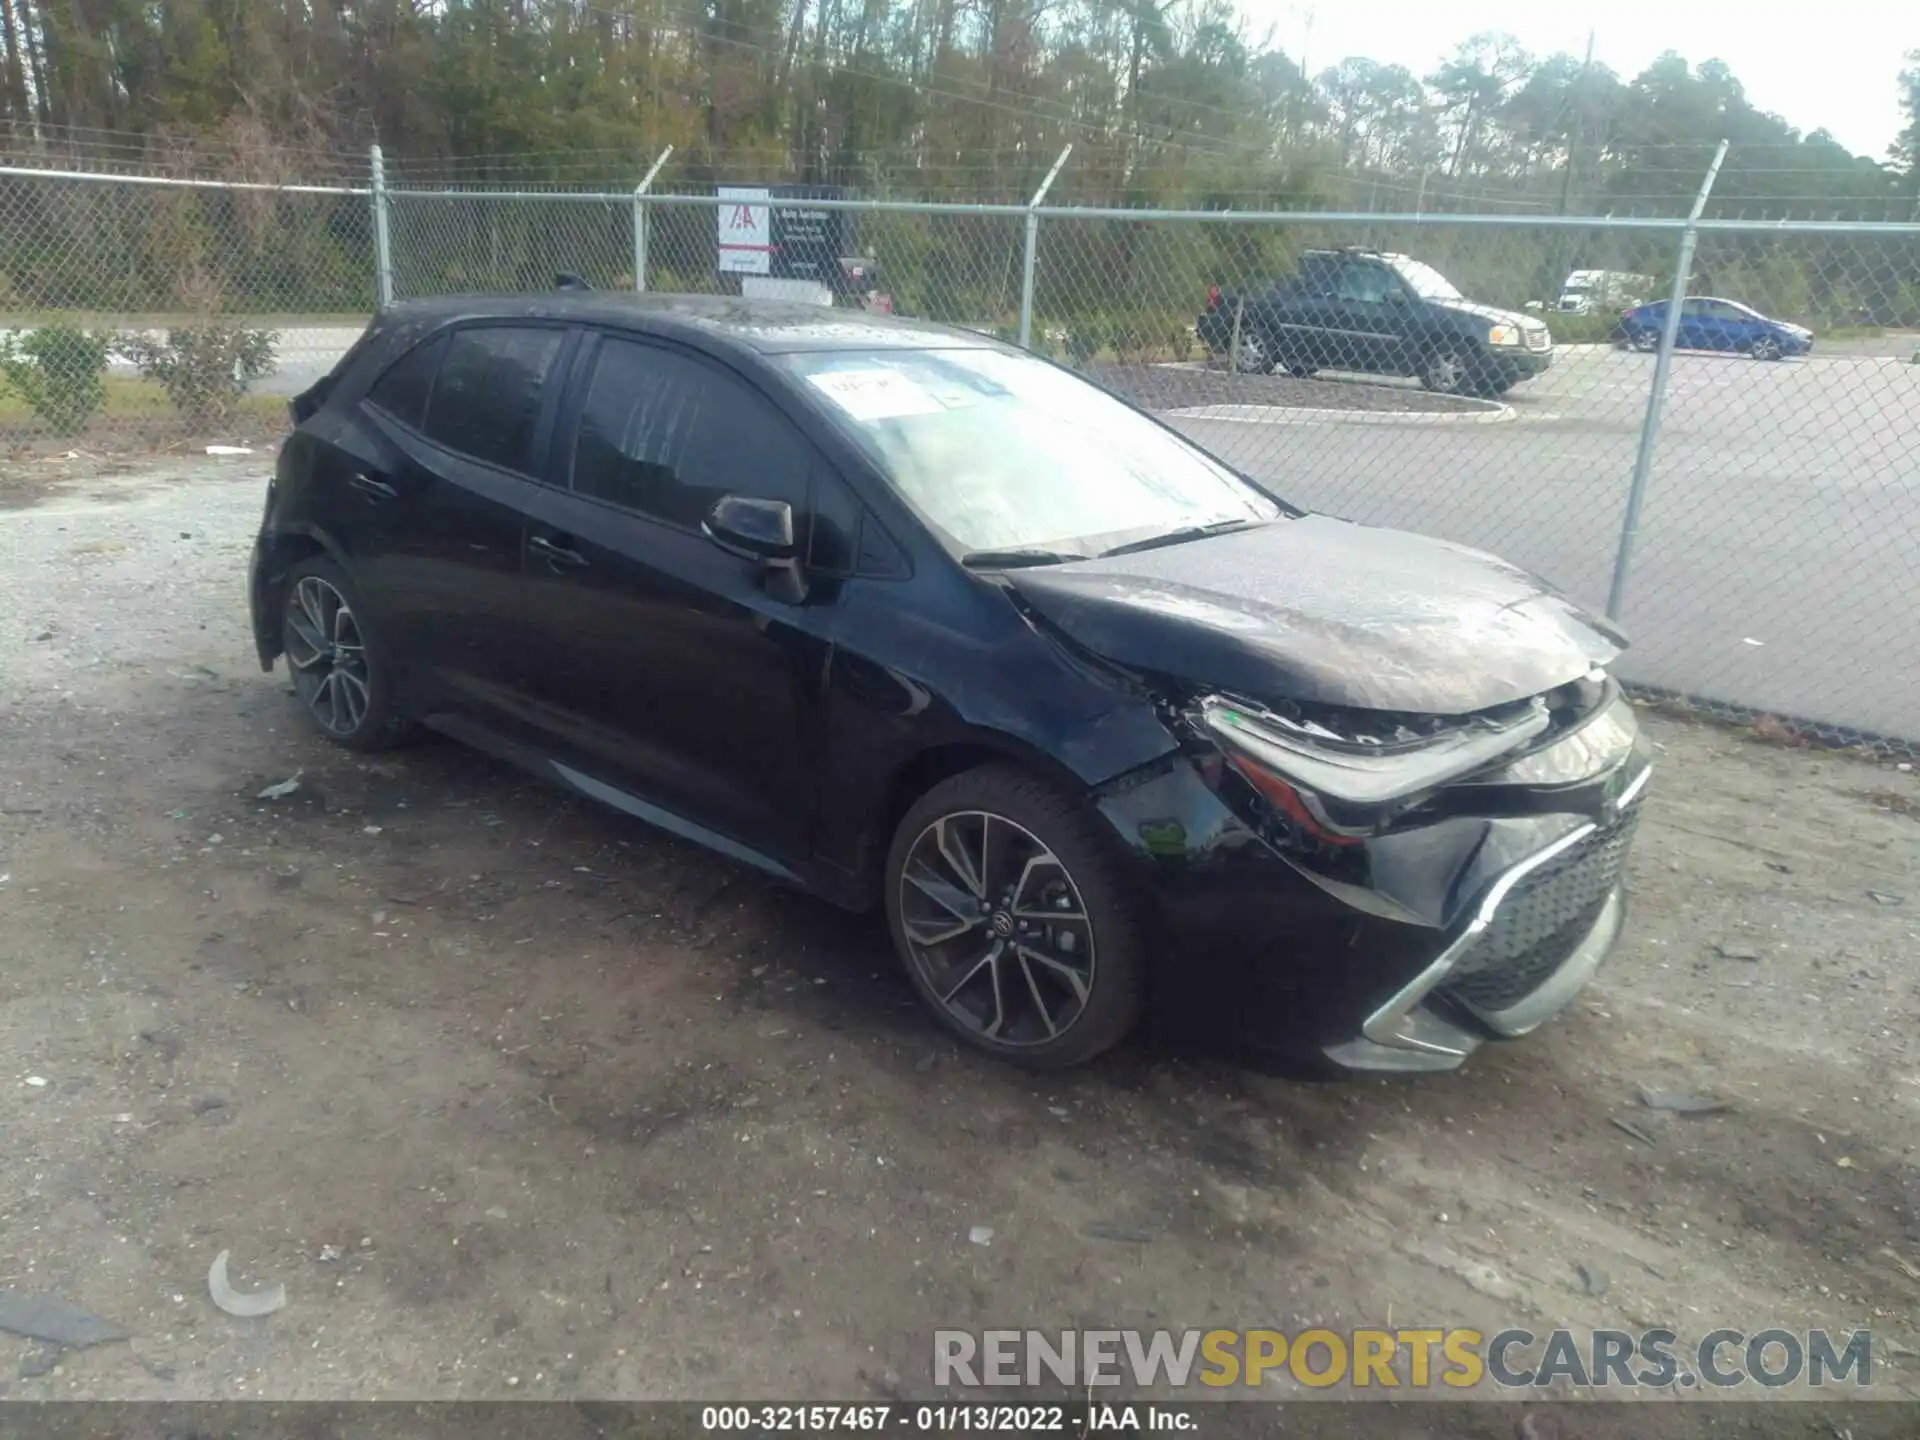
[1196, 248, 1554, 397]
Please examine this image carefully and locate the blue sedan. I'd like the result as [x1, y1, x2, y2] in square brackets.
[1614, 297, 1814, 359]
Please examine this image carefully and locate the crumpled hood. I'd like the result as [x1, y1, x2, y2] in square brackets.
[1430, 297, 1548, 334]
[1005, 516, 1627, 715]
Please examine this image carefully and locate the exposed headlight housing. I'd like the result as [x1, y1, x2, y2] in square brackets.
[1196, 693, 1552, 832]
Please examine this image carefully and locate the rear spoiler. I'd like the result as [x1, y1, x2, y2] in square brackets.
[288, 318, 380, 425]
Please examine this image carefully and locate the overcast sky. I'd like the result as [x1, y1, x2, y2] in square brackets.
[1239, 0, 1909, 163]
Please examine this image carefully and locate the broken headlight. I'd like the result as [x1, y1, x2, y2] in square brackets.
[1196, 693, 1553, 835]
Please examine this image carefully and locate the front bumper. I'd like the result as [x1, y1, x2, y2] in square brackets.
[1491, 345, 1553, 380]
[1097, 694, 1649, 1075]
[1325, 765, 1648, 1072]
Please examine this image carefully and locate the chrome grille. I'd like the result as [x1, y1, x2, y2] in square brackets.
[1524, 327, 1552, 352]
[1444, 803, 1642, 1010]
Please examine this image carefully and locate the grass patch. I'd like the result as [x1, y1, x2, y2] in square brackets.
[0, 375, 285, 427]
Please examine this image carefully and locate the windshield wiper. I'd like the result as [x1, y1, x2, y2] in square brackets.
[1096, 517, 1257, 559]
[961, 547, 1076, 570]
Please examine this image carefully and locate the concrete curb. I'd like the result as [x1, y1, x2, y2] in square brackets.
[1162, 400, 1517, 426]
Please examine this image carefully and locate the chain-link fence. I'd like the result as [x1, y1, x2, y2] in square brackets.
[1, 157, 1916, 753]
[0, 163, 375, 453]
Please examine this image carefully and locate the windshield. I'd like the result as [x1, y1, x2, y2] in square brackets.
[780, 347, 1285, 559]
[1387, 256, 1463, 301]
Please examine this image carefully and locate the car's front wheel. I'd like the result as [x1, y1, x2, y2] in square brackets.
[280, 557, 416, 751]
[1420, 349, 1472, 395]
[885, 765, 1149, 1068]
[1749, 335, 1783, 361]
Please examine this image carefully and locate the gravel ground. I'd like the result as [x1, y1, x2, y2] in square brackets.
[1088, 363, 1495, 415]
[1, 460, 1918, 1421]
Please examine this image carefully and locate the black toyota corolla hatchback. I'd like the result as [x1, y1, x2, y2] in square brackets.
[250, 291, 1652, 1074]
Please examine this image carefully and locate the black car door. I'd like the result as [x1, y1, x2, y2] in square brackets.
[1324, 259, 1412, 373]
[515, 331, 846, 865]
[318, 322, 571, 727]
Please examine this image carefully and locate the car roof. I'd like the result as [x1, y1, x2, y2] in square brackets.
[373, 291, 999, 356]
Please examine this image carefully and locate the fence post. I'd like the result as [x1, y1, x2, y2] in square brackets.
[632, 145, 674, 293]
[1607, 138, 1729, 622]
[369, 144, 395, 310]
[1019, 144, 1072, 348]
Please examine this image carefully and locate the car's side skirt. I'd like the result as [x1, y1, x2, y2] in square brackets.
[422, 712, 801, 886]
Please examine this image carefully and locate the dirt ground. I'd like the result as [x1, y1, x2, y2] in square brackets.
[1, 460, 1918, 1417]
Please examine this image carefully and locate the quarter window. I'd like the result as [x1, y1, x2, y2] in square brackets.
[365, 334, 446, 430]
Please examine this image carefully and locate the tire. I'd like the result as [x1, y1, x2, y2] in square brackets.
[1630, 328, 1660, 353]
[278, 556, 417, 752]
[884, 764, 1150, 1068]
[1228, 330, 1275, 374]
[1749, 335, 1782, 361]
[1419, 349, 1471, 395]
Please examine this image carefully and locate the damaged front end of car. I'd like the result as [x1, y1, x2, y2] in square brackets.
[1097, 669, 1652, 1074]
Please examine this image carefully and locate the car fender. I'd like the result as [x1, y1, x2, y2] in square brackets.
[249, 519, 362, 669]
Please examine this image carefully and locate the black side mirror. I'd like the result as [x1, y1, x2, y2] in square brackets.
[704, 495, 806, 602]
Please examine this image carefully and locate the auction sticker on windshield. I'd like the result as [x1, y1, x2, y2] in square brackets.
[807, 368, 945, 422]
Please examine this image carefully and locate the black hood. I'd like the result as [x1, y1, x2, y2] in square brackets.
[1004, 516, 1627, 715]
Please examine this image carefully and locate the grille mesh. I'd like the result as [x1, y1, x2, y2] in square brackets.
[1444, 803, 1642, 1011]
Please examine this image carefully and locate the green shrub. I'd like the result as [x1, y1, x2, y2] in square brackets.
[1064, 322, 1105, 368]
[124, 325, 278, 428]
[1543, 312, 1623, 346]
[1, 323, 112, 435]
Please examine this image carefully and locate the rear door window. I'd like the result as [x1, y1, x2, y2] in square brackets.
[420, 326, 566, 474]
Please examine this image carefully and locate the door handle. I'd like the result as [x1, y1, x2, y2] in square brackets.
[351, 473, 398, 501]
[529, 534, 588, 569]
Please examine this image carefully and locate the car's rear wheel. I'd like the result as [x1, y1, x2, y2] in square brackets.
[885, 765, 1149, 1068]
[1229, 330, 1274, 374]
[280, 557, 416, 751]
[1749, 335, 1782, 361]
[1630, 327, 1660, 353]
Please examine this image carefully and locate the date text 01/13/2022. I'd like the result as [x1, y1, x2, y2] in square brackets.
[698, 1406, 1196, 1433]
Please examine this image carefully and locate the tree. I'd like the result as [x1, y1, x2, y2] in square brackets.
[1426, 31, 1531, 178]
[1895, 49, 1920, 188]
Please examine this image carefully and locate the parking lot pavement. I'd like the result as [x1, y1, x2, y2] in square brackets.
[2, 463, 1918, 1404]
[1166, 344, 1920, 743]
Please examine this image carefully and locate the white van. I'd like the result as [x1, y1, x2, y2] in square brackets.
[1557, 270, 1655, 314]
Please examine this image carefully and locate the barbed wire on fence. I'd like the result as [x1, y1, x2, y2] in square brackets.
[0, 158, 1915, 755]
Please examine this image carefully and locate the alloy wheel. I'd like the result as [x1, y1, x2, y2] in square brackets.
[897, 810, 1096, 1047]
[1231, 333, 1269, 373]
[1631, 328, 1659, 352]
[1424, 351, 1466, 393]
[283, 574, 372, 738]
[1750, 336, 1781, 361]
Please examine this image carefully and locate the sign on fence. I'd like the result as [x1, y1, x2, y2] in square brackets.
[767, 185, 854, 282]
[717, 186, 772, 275]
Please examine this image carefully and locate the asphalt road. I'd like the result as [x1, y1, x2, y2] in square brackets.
[1162, 346, 1920, 743]
[141, 322, 1920, 742]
